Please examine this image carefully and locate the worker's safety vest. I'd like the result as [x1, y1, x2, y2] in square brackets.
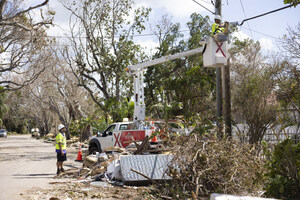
[55, 131, 66, 153]
[211, 23, 224, 36]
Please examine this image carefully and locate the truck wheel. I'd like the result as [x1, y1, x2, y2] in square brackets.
[89, 146, 99, 155]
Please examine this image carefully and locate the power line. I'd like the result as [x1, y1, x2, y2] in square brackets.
[239, 0, 254, 40]
[240, 26, 279, 40]
[192, 0, 215, 14]
[195, 0, 212, 4]
[47, 29, 192, 39]
[239, 3, 299, 26]
[48, 26, 279, 41]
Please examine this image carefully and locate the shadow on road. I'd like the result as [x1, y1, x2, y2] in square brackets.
[12, 173, 55, 178]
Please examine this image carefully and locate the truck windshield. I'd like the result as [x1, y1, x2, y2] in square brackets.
[119, 124, 128, 130]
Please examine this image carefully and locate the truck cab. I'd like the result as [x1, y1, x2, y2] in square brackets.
[88, 121, 157, 154]
[88, 122, 130, 154]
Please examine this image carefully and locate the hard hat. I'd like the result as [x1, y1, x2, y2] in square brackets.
[58, 124, 65, 131]
[215, 15, 222, 21]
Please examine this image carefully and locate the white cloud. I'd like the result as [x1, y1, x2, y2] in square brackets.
[259, 38, 274, 52]
[159, 0, 212, 18]
[231, 30, 250, 41]
[138, 0, 213, 18]
[136, 40, 159, 56]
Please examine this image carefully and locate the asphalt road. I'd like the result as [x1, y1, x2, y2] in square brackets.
[0, 135, 79, 200]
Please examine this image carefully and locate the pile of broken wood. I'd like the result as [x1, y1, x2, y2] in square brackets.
[56, 135, 169, 182]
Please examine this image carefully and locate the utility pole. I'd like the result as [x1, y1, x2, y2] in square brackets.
[215, 0, 223, 136]
[223, 59, 232, 137]
[215, 0, 232, 138]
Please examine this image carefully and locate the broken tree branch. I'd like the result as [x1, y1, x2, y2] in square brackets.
[2, 0, 49, 22]
[131, 168, 155, 184]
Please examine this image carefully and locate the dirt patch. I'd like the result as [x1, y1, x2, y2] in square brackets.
[23, 181, 155, 200]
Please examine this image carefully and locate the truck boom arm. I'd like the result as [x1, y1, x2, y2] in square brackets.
[127, 43, 206, 73]
[126, 42, 207, 125]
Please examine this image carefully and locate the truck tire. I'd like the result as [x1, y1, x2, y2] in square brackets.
[88, 138, 102, 154]
[89, 146, 99, 155]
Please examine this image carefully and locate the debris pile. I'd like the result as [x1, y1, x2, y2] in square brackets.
[154, 135, 265, 199]
[56, 136, 173, 187]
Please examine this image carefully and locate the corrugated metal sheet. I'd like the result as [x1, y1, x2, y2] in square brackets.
[120, 154, 173, 185]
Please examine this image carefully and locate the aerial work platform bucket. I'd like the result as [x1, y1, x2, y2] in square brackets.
[203, 37, 229, 68]
[213, 33, 228, 42]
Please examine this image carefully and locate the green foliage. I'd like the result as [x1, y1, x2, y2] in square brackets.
[0, 87, 8, 120]
[144, 13, 214, 123]
[284, 0, 300, 6]
[230, 38, 278, 144]
[69, 117, 108, 136]
[190, 119, 215, 135]
[263, 139, 300, 199]
[100, 98, 134, 123]
[70, 0, 151, 122]
[277, 74, 300, 117]
[276, 25, 300, 126]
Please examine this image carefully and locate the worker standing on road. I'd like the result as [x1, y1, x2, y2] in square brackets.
[55, 124, 67, 175]
[211, 15, 228, 36]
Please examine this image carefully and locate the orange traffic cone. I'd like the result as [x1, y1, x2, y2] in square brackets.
[76, 143, 82, 161]
[150, 122, 157, 142]
[151, 135, 157, 142]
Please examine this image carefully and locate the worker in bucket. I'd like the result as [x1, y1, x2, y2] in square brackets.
[56, 124, 67, 175]
[211, 15, 228, 36]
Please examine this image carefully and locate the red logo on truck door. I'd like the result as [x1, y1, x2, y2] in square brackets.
[114, 133, 122, 147]
[114, 131, 146, 148]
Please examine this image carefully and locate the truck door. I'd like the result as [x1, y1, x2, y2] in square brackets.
[100, 125, 115, 150]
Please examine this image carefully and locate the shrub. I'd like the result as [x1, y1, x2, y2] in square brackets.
[263, 139, 300, 199]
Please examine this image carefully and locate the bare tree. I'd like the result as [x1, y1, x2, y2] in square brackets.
[0, 0, 54, 91]
[60, 0, 150, 122]
[24, 53, 91, 138]
[276, 23, 300, 127]
[230, 39, 278, 145]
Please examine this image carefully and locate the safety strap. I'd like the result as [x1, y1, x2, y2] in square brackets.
[213, 28, 222, 35]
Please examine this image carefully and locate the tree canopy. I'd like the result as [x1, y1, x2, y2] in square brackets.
[284, 0, 300, 6]
[61, 0, 150, 122]
[0, 0, 54, 92]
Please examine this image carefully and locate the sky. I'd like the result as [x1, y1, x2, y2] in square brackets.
[37, 0, 300, 54]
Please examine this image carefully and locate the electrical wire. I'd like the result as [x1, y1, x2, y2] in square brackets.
[47, 25, 279, 41]
[240, 26, 279, 40]
[239, 0, 254, 40]
[48, 26, 279, 49]
[46, 29, 191, 39]
[239, 3, 299, 26]
[192, 0, 215, 14]
[195, 0, 212, 4]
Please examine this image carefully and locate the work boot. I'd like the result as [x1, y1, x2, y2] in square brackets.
[56, 168, 61, 175]
[61, 168, 65, 172]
